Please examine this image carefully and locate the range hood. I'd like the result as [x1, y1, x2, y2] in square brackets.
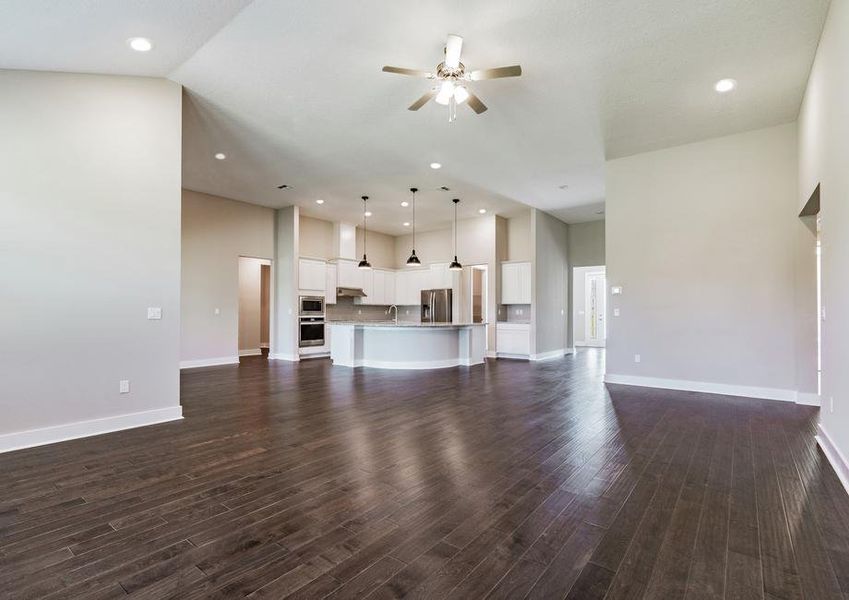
[337, 286, 367, 298]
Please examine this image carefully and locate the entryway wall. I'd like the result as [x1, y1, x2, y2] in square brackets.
[181, 189, 275, 368]
[566, 220, 606, 349]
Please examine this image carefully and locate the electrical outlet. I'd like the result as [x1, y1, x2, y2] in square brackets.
[634, 354, 641, 363]
[119, 380, 130, 394]
[146, 307, 162, 320]
[358, 309, 362, 315]
[214, 307, 220, 315]
[614, 308, 621, 317]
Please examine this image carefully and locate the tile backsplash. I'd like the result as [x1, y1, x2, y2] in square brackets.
[498, 304, 531, 322]
[326, 297, 420, 322]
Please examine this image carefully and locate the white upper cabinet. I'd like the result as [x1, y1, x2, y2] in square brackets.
[325, 263, 337, 304]
[299, 258, 326, 292]
[384, 270, 396, 305]
[336, 259, 362, 289]
[501, 261, 531, 304]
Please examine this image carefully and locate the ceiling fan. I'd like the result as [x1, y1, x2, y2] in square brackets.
[382, 34, 522, 121]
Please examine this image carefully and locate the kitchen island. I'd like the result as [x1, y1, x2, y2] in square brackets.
[329, 322, 487, 369]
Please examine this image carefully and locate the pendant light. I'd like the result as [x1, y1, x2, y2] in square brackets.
[358, 195, 372, 270]
[449, 198, 463, 271]
[406, 187, 422, 266]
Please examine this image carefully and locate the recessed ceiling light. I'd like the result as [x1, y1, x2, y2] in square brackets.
[430, 162, 442, 170]
[714, 78, 737, 93]
[478, 208, 487, 214]
[214, 152, 226, 160]
[401, 201, 409, 207]
[558, 184, 570, 190]
[315, 199, 325, 204]
[364, 211, 372, 217]
[127, 37, 153, 52]
[403, 222, 411, 227]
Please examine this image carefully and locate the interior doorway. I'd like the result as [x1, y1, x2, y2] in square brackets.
[573, 266, 606, 347]
[238, 257, 272, 358]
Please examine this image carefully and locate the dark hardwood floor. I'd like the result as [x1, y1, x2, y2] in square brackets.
[2, 350, 848, 599]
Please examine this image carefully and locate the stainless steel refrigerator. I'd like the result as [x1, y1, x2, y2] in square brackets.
[421, 289, 453, 323]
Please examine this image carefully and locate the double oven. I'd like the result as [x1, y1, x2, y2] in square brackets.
[298, 296, 325, 347]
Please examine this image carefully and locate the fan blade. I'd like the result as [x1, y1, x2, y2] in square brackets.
[470, 65, 522, 80]
[466, 91, 488, 114]
[408, 90, 436, 111]
[382, 66, 434, 78]
[444, 34, 463, 69]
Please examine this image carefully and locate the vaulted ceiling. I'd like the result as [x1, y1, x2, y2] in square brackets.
[0, 0, 830, 234]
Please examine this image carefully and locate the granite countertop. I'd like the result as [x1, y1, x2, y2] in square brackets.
[328, 321, 487, 328]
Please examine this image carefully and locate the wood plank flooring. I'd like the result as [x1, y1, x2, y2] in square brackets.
[1, 349, 848, 599]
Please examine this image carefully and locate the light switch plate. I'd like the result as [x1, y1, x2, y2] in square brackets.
[119, 380, 130, 394]
[611, 286, 623, 295]
[613, 308, 621, 317]
[147, 307, 162, 320]
[634, 354, 641, 363]
[214, 308, 220, 315]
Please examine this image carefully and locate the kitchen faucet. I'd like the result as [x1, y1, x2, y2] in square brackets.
[388, 304, 399, 325]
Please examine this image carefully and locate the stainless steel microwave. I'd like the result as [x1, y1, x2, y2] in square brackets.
[299, 295, 325, 316]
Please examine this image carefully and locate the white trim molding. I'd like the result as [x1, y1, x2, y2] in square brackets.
[180, 356, 239, 369]
[603, 373, 797, 403]
[796, 392, 821, 407]
[0, 406, 183, 454]
[238, 348, 262, 357]
[333, 357, 483, 370]
[530, 348, 574, 361]
[817, 422, 849, 497]
[269, 353, 300, 362]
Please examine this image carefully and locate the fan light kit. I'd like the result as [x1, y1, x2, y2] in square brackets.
[383, 34, 522, 122]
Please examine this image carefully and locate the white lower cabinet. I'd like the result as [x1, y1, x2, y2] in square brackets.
[496, 323, 531, 357]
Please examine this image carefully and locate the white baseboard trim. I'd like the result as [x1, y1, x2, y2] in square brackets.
[239, 348, 262, 357]
[530, 349, 567, 361]
[796, 392, 821, 406]
[269, 353, 300, 362]
[603, 373, 797, 403]
[180, 356, 239, 369]
[485, 350, 498, 359]
[496, 352, 530, 360]
[299, 352, 330, 360]
[817, 422, 849, 497]
[0, 406, 183, 454]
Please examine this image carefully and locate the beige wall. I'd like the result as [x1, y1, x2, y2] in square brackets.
[299, 215, 334, 259]
[0, 70, 182, 445]
[356, 227, 395, 269]
[532, 210, 570, 355]
[273, 206, 299, 360]
[605, 123, 806, 398]
[181, 190, 274, 364]
[568, 220, 605, 267]
[798, 0, 849, 465]
[507, 211, 532, 261]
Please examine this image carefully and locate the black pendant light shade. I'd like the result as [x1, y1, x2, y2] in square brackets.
[406, 187, 422, 266]
[358, 195, 372, 270]
[448, 198, 462, 271]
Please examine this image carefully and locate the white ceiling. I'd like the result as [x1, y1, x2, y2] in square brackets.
[0, 0, 829, 234]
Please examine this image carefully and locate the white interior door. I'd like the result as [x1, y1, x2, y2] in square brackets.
[584, 270, 606, 347]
